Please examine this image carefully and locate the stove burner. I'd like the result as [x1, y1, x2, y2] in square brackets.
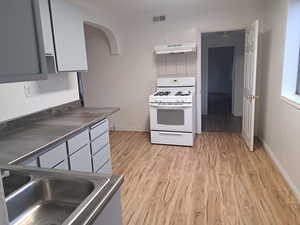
[175, 91, 191, 96]
[154, 91, 171, 96]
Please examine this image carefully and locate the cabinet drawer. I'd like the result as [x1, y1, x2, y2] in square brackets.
[90, 119, 108, 141]
[53, 160, 69, 170]
[96, 160, 112, 174]
[68, 129, 89, 155]
[39, 143, 67, 168]
[69, 144, 92, 172]
[91, 132, 109, 155]
[151, 131, 194, 147]
[24, 159, 39, 168]
[92, 145, 111, 172]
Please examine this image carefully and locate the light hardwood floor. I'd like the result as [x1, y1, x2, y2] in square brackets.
[110, 131, 300, 225]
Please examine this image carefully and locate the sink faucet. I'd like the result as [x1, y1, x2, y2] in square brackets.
[0, 169, 10, 224]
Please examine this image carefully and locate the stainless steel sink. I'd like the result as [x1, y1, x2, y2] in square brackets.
[2, 172, 31, 197]
[0, 165, 123, 225]
[6, 178, 94, 225]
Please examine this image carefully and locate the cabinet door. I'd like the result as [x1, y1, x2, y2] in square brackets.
[25, 159, 39, 168]
[96, 160, 113, 174]
[53, 160, 69, 170]
[0, 0, 47, 83]
[39, 0, 55, 55]
[39, 143, 68, 169]
[92, 190, 123, 225]
[69, 145, 92, 172]
[50, 0, 88, 72]
[39, 0, 57, 73]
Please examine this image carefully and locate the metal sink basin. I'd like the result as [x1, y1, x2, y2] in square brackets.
[0, 165, 123, 225]
[6, 178, 94, 225]
[2, 172, 31, 197]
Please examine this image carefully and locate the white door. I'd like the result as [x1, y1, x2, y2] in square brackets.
[242, 20, 259, 151]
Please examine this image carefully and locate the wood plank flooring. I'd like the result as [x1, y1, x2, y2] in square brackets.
[110, 131, 300, 225]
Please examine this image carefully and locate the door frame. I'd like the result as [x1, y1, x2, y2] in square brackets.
[196, 25, 246, 134]
[202, 32, 245, 116]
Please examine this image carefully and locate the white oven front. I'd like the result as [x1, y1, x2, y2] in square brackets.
[149, 103, 193, 132]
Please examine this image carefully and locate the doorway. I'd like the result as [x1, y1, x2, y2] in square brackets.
[201, 30, 245, 133]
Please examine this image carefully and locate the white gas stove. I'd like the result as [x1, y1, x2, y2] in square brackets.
[149, 77, 196, 146]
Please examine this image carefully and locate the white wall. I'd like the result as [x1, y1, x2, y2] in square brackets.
[82, 2, 264, 131]
[259, 0, 300, 199]
[0, 73, 79, 122]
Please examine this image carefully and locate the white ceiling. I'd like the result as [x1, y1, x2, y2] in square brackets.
[71, 0, 264, 15]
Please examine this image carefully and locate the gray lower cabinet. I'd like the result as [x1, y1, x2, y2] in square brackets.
[92, 145, 111, 172]
[92, 190, 123, 225]
[0, 0, 47, 83]
[96, 160, 113, 174]
[21, 119, 122, 225]
[67, 129, 90, 155]
[23, 159, 39, 168]
[69, 145, 93, 172]
[39, 143, 68, 169]
[53, 160, 69, 170]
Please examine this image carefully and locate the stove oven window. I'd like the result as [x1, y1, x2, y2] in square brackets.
[157, 109, 184, 125]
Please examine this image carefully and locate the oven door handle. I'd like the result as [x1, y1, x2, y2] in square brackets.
[159, 132, 183, 136]
[149, 104, 192, 109]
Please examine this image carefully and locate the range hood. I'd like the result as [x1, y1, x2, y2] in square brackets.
[154, 43, 197, 54]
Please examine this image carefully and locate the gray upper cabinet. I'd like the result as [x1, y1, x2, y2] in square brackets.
[39, 0, 55, 56]
[0, 0, 47, 83]
[0, 0, 88, 83]
[39, 0, 57, 73]
[49, 0, 88, 72]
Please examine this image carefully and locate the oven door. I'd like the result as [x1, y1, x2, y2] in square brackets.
[150, 103, 193, 132]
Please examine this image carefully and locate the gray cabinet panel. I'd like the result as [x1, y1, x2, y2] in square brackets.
[92, 190, 123, 225]
[91, 132, 109, 155]
[53, 160, 69, 170]
[50, 0, 88, 71]
[69, 145, 92, 172]
[39, 0, 55, 55]
[96, 160, 112, 174]
[25, 159, 39, 168]
[90, 119, 108, 141]
[0, 0, 47, 82]
[39, 0, 57, 73]
[39, 143, 68, 168]
[92, 145, 111, 172]
[67, 129, 90, 155]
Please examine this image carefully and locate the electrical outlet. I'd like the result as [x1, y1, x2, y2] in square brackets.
[24, 84, 32, 97]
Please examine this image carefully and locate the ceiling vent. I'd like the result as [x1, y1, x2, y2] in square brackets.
[153, 15, 166, 22]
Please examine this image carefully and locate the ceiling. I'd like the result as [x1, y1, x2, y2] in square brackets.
[71, 0, 264, 15]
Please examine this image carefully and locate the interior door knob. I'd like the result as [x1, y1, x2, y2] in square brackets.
[247, 95, 259, 100]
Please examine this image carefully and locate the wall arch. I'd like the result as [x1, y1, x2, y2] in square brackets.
[84, 21, 121, 55]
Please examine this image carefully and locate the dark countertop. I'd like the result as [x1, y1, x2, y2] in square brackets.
[0, 107, 119, 165]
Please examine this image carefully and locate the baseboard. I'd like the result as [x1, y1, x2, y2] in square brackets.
[260, 138, 300, 202]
